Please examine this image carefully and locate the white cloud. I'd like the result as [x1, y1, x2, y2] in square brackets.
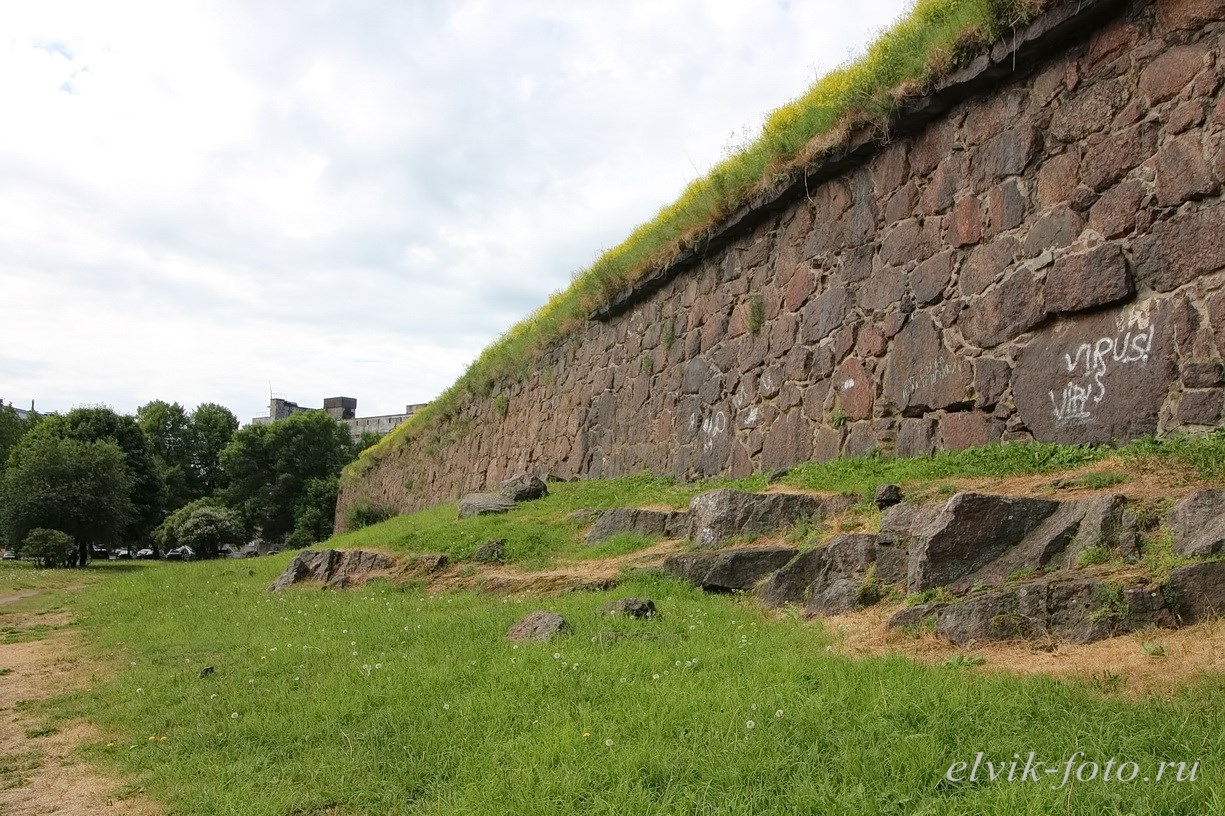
[0, 0, 910, 423]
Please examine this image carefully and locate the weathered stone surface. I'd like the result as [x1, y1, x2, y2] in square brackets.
[953, 494, 1128, 591]
[1045, 244, 1132, 314]
[962, 267, 1047, 349]
[757, 533, 902, 613]
[409, 553, 450, 573]
[473, 540, 506, 563]
[269, 549, 396, 592]
[1050, 80, 1129, 143]
[1168, 490, 1225, 558]
[907, 493, 1061, 591]
[506, 611, 571, 642]
[1166, 562, 1225, 624]
[896, 417, 938, 457]
[1081, 126, 1156, 192]
[1022, 206, 1084, 257]
[1012, 301, 1178, 444]
[801, 285, 851, 343]
[499, 473, 548, 502]
[1089, 179, 1145, 238]
[834, 358, 873, 420]
[875, 484, 903, 509]
[664, 547, 798, 592]
[1139, 44, 1209, 103]
[912, 251, 953, 305]
[1179, 389, 1224, 425]
[960, 236, 1018, 297]
[939, 413, 1004, 450]
[1155, 132, 1218, 207]
[601, 597, 657, 618]
[688, 489, 853, 549]
[889, 576, 1170, 645]
[586, 507, 690, 546]
[1183, 361, 1225, 388]
[459, 493, 517, 518]
[883, 314, 972, 412]
[973, 357, 1012, 410]
[1134, 206, 1225, 292]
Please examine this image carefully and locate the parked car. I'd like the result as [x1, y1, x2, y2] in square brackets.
[1, 550, 16, 560]
[135, 548, 155, 559]
[165, 546, 195, 561]
[113, 549, 133, 559]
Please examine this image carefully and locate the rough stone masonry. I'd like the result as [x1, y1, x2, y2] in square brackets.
[340, 0, 1225, 522]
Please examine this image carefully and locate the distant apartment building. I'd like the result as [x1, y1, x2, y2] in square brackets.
[2, 400, 32, 420]
[250, 396, 427, 440]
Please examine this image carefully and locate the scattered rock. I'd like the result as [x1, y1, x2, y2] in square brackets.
[505, 611, 571, 643]
[499, 473, 549, 502]
[473, 540, 505, 564]
[766, 468, 791, 484]
[687, 489, 855, 549]
[458, 493, 517, 518]
[586, 508, 689, 546]
[1166, 562, 1225, 624]
[268, 549, 396, 592]
[907, 493, 1060, 591]
[601, 598, 657, 618]
[758, 533, 905, 614]
[409, 553, 450, 573]
[663, 548, 798, 592]
[952, 494, 1128, 591]
[888, 575, 1172, 645]
[874, 484, 903, 509]
[1167, 490, 1225, 558]
[198, 666, 215, 679]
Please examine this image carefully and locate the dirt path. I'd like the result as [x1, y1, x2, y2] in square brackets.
[0, 594, 158, 816]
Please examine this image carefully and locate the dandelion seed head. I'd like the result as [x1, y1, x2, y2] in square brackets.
[746, 721, 755, 730]
[605, 739, 614, 747]
[230, 712, 239, 719]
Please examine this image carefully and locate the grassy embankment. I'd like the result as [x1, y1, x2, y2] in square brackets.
[6, 436, 1221, 813]
[351, 0, 1049, 473]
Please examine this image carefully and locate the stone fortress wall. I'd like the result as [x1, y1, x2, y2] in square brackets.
[339, 0, 1225, 522]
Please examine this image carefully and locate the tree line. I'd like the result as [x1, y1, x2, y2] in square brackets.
[0, 401, 378, 566]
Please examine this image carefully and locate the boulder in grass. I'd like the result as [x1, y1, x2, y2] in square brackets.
[473, 540, 506, 563]
[268, 549, 396, 592]
[601, 598, 657, 618]
[499, 473, 548, 502]
[506, 611, 571, 642]
[458, 493, 516, 518]
[1167, 490, 1225, 558]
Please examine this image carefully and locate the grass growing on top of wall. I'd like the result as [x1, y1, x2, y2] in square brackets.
[352, 0, 1047, 473]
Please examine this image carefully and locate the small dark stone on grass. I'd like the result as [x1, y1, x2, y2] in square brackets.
[601, 598, 657, 618]
[473, 540, 506, 564]
[506, 611, 571, 643]
[198, 666, 215, 679]
[875, 484, 903, 509]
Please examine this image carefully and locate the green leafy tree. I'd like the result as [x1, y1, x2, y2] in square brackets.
[137, 400, 192, 509]
[31, 408, 164, 545]
[188, 403, 239, 498]
[176, 505, 246, 559]
[221, 411, 356, 544]
[22, 528, 76, 568]
[288, 475, 340, 549]
[155, 497, 227, 553]
[0, 403, 28, 471]
[0, 435, 133, 565]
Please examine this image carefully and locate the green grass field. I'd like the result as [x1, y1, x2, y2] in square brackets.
[32, 559, 1223, 815]
[11, 437, 1225, 813]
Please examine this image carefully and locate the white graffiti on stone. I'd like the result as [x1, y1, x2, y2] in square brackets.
[1049, 320, 1155, 423]
[902, 357, 953, 405]
[701, 411, 728, 453]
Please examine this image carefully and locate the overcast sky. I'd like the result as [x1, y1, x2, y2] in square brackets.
[2, 0, 909, 424]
